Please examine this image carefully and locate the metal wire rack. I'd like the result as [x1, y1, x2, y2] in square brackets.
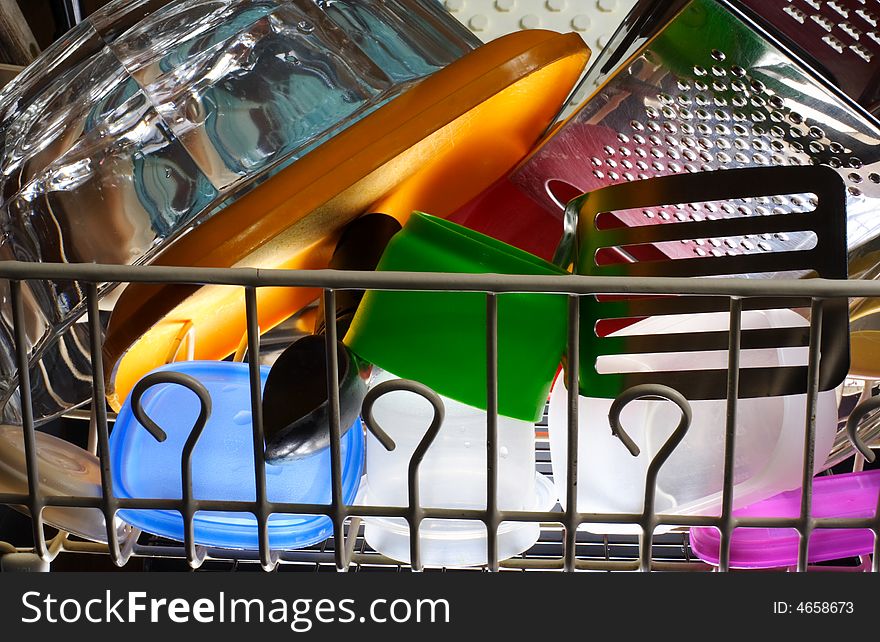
[0, 260, 878, 573]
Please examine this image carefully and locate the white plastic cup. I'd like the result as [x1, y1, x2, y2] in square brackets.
[359, 369, 555, 566]
[548, 309, 840, 534]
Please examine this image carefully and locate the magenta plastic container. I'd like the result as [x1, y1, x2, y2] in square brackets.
[690, 470, 880, 568]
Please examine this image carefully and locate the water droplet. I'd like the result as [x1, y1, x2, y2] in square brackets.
[233, 411, 251, 425]
[499, 446, 509, 459]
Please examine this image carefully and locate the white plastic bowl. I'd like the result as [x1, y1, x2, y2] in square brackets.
[359, 369, 555, 566]
[548, 309, 840, 534]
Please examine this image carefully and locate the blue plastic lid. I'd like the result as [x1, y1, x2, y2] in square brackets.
[110, 361, 364, 550]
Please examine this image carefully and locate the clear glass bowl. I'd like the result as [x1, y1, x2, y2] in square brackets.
[0, 0, 480, 424]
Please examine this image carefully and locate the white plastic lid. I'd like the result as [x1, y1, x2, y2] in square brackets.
[0, 425, 129, 544]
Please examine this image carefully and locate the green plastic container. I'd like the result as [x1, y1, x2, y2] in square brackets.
[344, 212, 568, 422]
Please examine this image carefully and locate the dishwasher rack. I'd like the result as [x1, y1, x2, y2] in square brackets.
[0, 260, 878, 573]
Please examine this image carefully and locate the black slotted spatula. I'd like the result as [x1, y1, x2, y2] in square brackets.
[554, 165, 850, 401]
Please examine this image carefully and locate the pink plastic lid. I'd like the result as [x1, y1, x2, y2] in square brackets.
[690, 469, 880, 568]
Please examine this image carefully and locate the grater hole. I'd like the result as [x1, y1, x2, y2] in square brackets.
[829, 141, 845, 153]
[849, 172, 863, 183]
[840, 22, 862, 39]
[812, 13, 835, 31]
[678, 94, 692, 105]
[716, 96, 730, 107]
[856, 8, 878, 27]
[850, 186, 863, 196]
[869, 173, 880, 183]
[711, 65, 726, 77]
[829, 1, 850, 19]
[848, 157, 863, 168]
[693, 65, 707, 76]
[851, 43, 874, 61]
[822, 33, 846, 52]
[630, 120, 644, 131]
[710, 49, 726, 61]
[784, 5, 807, 23]
[618, 133, 630, 143]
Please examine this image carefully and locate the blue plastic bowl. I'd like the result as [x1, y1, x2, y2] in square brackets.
[110, 361, 364, 550]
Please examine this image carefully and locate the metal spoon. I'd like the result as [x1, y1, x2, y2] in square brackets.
[262, 213, 402, 463]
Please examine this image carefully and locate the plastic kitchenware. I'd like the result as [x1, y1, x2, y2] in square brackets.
[690, 469, 880, 568]
[102, 30, 590, 414]
[449, 0, 880, 271]
[262, 214, 400, 464]
[0, 425, 131, 544]
[555, 166, 850, 402]
[0, 0, 484, 425]
[345, 212, 569, 423]
[547, 309, 840, 534]
[110, 361, 364, 550]
[446, 0, 638, 47]
[359, 369, 556, 567]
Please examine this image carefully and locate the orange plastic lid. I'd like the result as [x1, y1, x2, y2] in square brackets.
[103, 30, 590, 410]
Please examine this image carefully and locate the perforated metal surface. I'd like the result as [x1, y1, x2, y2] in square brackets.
[737, 0, 880, 113]
[501, 0, 880, 272]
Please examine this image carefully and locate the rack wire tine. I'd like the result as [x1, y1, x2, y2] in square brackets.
[718, 296, 743, 572]
[564, 295, 580, 572]
[9, 280, 47, 560]
[85, 283, 128, 566]
[797, 298, 824, 572]
[485, 293, 500, 572]
[322, 288, 349, 571]
[245, 286, 277, 571]
[609, 385, 691, 572]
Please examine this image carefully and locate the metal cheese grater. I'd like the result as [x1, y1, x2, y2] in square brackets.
[556, 165, 850, 401]
[452, 0, 880, 278]
[735, 0, 880, 115]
